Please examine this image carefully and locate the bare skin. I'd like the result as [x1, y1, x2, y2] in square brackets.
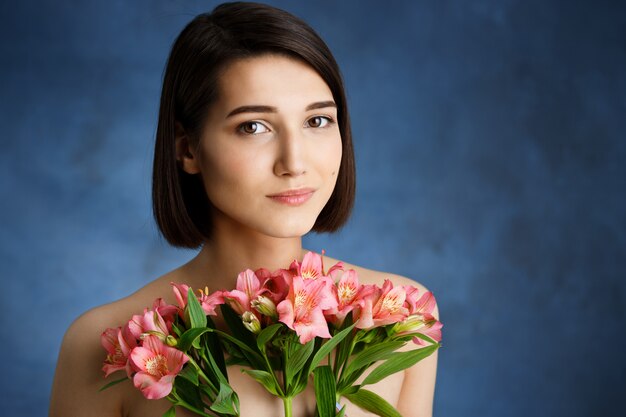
[49, 55, 439, 416]
[49, 250, 438, 417]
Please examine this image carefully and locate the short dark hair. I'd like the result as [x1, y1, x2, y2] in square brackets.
[152, 1, 356, 249]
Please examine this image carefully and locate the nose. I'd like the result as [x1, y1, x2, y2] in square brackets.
[273, 129, 307, 177]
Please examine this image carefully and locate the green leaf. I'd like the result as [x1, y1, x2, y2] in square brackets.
[221, 338, 245, 362]
[220, 305, 268, 370]
[186, 287, 207, 329]
[211, 328, 266, 370]
[344, 388, 402, 417]
[289, 369, 310, 397]
[204, 346, 229, 386]
[209, 382, 240, 415]
[411, 333, 438, 345]
[241, 369, 281, 396]
[161, 406, 176, 417]
[177, 327, 211, 352]
[220, 304, 257, 347]
[174, 377, 205, 412]
[338, 366, 367, 394]
[177, 364, 199, 386]
[98, 376, 128, 392]
[172, 322, 184, 337]
[342, 341, 404, 381]
[333, 320, 355, 377]
[286, 339, 315, 389]
[198, 383, 218, 403]
[313, 366, 336, 417]
[308, 324, 356, 373]
[205, 316, 228, 379]
[361, 343, 439, 386]
[256, 323, 283, 353]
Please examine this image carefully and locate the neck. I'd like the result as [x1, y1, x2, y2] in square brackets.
[182, 219, 306, 291]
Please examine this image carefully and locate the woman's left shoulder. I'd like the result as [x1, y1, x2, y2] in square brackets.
[325, 255, 431, 292]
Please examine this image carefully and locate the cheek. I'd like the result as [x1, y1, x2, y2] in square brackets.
[328, 136, 343, 175]
[199, 146, 255, 196]
[201, 137, 267, 180]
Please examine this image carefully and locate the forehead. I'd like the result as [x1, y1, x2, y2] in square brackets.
[214, 54, 334, 115]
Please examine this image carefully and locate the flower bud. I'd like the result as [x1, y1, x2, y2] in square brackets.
[391, 315, 424, 336]
[242, 311, 262, 334]
[251, 295, 278, 319]
[165, 335, 178, 347]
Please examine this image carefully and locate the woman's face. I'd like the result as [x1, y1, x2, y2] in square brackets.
[185, 54, 343, 238]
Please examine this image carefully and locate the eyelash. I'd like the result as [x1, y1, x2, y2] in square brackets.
[236, 115, 336, 135]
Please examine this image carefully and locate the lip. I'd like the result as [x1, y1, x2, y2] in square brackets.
[267, 188, 316, 206]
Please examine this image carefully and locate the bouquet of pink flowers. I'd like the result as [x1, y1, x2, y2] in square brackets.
[101, 251, 442, 417]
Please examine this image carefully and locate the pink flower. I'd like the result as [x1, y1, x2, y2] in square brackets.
[197, 287, 224, 316]
[128, 309, 171, 341]
[101, 324, 137, 378]
[291, 251, 343, 280]
[130, 335, 189, 399]
[396, 287, 443, 345]
[171, 282, 190, 309]
[325, 269, 375, 326]
[404, 286, 436, 316]
[221, 269, 264, 315]
[355, 279, 410, 329]
[255, 267, 291, 304]
[393, 313, 443, 345]
[171, 282, 223, 316]
[416, 314, 443, 345]
[152, 298, 179, 323]
[277, 276, 338, 344]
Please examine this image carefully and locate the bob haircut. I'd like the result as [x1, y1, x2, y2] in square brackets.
[152, 1, 356, 249]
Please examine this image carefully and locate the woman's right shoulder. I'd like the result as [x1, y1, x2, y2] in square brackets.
[48, 301, 128, 416]
[49, 270, 183, 417]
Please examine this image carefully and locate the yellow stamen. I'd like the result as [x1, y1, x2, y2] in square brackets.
[145, 354, 168, 377]
[381, 295, 402, 313]
[295, 291, 307, 308]
[338, 284, 356, 303]
[301, 270, 318, 280]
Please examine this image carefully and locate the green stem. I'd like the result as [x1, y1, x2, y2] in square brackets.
[171, 390, 214, 417]
[187, 355, 218, 393]
[337, 338, 356, 386]
[263, 351, 284, 397]
[282, 347, 289, 395]
[283, 396, 293, 417]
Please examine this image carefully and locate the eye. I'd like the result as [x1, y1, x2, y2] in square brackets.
[238, 121, 270, 135]
[306, 116, 334, 128]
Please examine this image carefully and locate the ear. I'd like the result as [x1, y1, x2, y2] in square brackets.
[175, 122, 201, 174]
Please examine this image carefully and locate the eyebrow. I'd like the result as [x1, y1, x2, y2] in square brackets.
[225, 100, 337, 118]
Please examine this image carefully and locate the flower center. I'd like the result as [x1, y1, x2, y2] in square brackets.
[295, 291, 307, 308]
[301, 269, 319, 280]
[381, 295, 402, 313]
[338, 284, 356, 303]
[294, 290, 318, 314]
[145, 354, 168, 377]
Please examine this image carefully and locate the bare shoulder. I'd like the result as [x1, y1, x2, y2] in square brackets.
[49, 301, 128, 416]
[325, 255, 427, 288]
[49, 267, 186, 417]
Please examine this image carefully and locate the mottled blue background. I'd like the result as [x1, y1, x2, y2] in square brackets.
[1, 0, 624, 416]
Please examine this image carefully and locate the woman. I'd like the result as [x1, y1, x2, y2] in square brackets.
[49, 2, 439, 416]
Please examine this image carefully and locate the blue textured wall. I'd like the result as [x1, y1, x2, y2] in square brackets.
[1, 1, 624, 415]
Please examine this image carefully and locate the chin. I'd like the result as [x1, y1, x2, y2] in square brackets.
[259, 216, 316, 238]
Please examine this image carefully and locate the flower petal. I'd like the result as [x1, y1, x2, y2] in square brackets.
[133, 372, 173, 399]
